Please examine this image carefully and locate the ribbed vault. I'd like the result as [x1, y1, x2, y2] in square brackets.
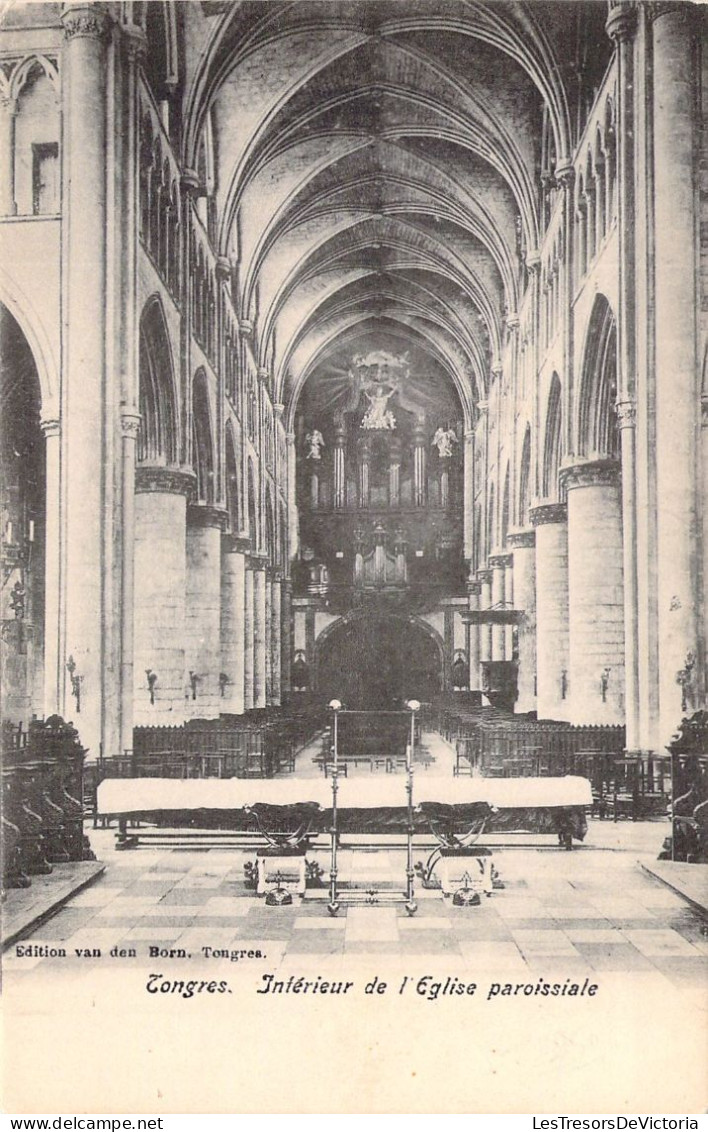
[185, 0, 606, 423]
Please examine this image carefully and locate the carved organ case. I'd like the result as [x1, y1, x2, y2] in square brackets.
[295, 348, 465, 606]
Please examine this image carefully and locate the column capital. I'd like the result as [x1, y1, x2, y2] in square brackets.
[222, 533, 250, 554]
[476, 400, 489, 415]
[466, 578, 481, 597]
[187, 503, 229, 531]
[505, 313, 520, 332]
[559, 457, 620, 492]
[61, 5, 112, 41]
[554, 162, 575, 189]
[40, 417, 61, 439]
[180, 168, 202, 196]
[286, 431, 296, 446]
[135, 465, 196, 498]
[476, 568, 493, 585]
[606, 3, 638, 43]
[120, 412, 142, 440]
[615, 399, 637, 429]
[530, 501, 567, 527]
[247, 552, 268, 571]
[507, 528, 536, 549]
[121, 22, 147, 61]
[273, 403, 285, 418]
[215, 256, 231, 281]
[525, 251, 541, 274]
[239, 319, 253, 337]
[257, 367, 270, 384]
[489, 552, 513, 569]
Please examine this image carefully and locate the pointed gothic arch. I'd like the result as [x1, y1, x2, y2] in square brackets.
[542, 373, 562, 499]
[577, 294, 619, 459]
[192, 369, 215, 504]
[138, 295, 178, 465]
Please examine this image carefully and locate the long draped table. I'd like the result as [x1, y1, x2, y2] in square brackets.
[97, 774, 592, 845]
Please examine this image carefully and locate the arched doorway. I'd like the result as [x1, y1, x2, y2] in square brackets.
[317, 614, 442, 710]
[0, 303, 46, 726]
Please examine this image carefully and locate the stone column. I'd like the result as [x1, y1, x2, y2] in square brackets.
[253, 565, 267, 709]
[463, 429, 475, 561]
[60, 4, 112, 754]
[271, 575, 282, 706]
[310, 466, 320, 509]
[616, 400, 640, 749]
[476, 402, 490, 559]
[286, 432, 299, 558]
[264, 568, 273, 703]
[489, 553, 509, 661]
[117, 24, 145, 754]
[280, 578, 292, 700]
[393, 532, 407, 584]
[358, 435, 371, 508]
[354, 530, 364, 587]
[41, 418, 61, 717]
[389, 435, 401, 507]
[651, 3, 703, 744]
[413, 417, 427, 506]
[555, 164, 575, 454]
[0, 95, 17, 215]
[508, 529, 536, 714]
[185, 504, 226, 719]
[477, 568, 492, 699]
[220, 536, 246, 715]
[559, 460, 625, 725]
[607, 4, 640, 750]
[244, 565, 254, 711]
[505, 555, 515, 660]
[181, 170, 200, 465]
[333, 418, 346, 509]
[467, 578, 481, 693]
[530, 503, 569, 721]
[133, 468, 194, 725]
[119, 413, 141, 750]
[526, 255, 542, 503]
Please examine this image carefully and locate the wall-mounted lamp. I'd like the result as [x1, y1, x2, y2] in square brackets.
[146, 669, 158, 705]
[189, 671, 200, 700]
[8, 579, 25, 620]
[66, 655, 83, 713]
[600, 667, 611, 703]
[560, 670, 568, 700]
[675, 652, 696, 713]
[219, 672, 231, 698]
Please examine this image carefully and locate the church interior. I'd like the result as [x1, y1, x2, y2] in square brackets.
[1, 0, 708, 997]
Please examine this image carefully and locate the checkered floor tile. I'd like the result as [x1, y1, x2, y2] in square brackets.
[3, 820, 707, 992]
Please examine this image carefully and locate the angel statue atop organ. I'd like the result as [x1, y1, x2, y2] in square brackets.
[362, 383, 397, 430]
[432, 426, 458, 458]
[305, 429, 325, 460]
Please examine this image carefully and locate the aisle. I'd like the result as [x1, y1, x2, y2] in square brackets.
[290, 730, 457, 779]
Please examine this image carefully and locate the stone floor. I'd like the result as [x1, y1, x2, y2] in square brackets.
[3, 819, 707, 995]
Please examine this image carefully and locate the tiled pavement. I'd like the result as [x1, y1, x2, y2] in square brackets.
[4, 822, 707, 993]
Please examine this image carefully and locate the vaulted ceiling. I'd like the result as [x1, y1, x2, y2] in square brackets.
[185, 0, 611, 426]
